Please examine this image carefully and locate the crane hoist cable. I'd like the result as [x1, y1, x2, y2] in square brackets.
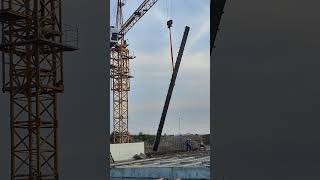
[170, 0, 173, 19]
[165, 0, 175, 71]
[167, 19, 174, 71]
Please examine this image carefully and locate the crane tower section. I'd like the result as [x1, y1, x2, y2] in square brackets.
[111, 42, 134, 144]
[110, 0, 160, 144]
[111, 0, 135, 144]
[0, 0, 78, 179]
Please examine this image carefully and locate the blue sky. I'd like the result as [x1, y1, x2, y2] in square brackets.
[110, 0, 210, 135]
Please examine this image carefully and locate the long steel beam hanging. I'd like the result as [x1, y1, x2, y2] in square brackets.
[0, 0, 78, 179]
[153, 26, 190, 152]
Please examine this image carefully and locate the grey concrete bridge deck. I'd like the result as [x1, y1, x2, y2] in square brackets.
[110, 151, 210, 179]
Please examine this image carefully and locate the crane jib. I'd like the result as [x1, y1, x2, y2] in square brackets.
[120, 0, 160, 35]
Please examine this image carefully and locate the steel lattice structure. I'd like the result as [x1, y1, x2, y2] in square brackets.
[119, 0, 159, 35]
[111, 0, 134, 144]
[0, 0, 78, 179]
[111, 0, 160, 144]
[111, 43, 133, 143]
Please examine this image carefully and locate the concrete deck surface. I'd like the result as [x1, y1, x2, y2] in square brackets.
[110, 151, 210, 179]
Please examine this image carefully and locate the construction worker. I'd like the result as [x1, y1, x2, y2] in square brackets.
[185, 139, 192, 151]
[185, 139, 189, 151]
[188, 139, 192, 151]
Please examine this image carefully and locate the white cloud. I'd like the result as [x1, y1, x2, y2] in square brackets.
[130, 95, 209, 113]
[153, 6, 168, 23]
[132, 48, 210, 79]
[129, 54, 210, 116]
[187, 7, 210, 48]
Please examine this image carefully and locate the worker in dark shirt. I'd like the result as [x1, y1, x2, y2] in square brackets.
[185, 139, 189, 151]
[185, 139, 192, 151]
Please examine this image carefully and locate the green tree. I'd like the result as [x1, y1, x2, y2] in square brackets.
[138, 132, 146, 141]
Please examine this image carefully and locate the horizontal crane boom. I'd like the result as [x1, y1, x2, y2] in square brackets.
[120, 0, 160, 36]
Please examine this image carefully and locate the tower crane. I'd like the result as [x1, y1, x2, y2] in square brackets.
[110, 0, 161, 144]
[110, 0, 160, 46]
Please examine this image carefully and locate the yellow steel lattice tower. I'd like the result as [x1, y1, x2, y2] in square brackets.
[110, 0, 161, 144]
[111, 43, 134, 143]
[0, 0, 78, 179]
[111, 0, 134, 144]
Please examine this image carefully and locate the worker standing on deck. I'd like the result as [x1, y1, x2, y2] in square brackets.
[185, 139, 189, 151]
[185, 139, 192, 151]
[185, 139, 188, 151]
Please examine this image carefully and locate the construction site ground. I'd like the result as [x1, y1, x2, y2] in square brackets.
[110, 149, 210, 179]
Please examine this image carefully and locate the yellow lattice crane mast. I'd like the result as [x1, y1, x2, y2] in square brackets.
[0, 0, 78, 178]
[110, 0, 160, 144]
